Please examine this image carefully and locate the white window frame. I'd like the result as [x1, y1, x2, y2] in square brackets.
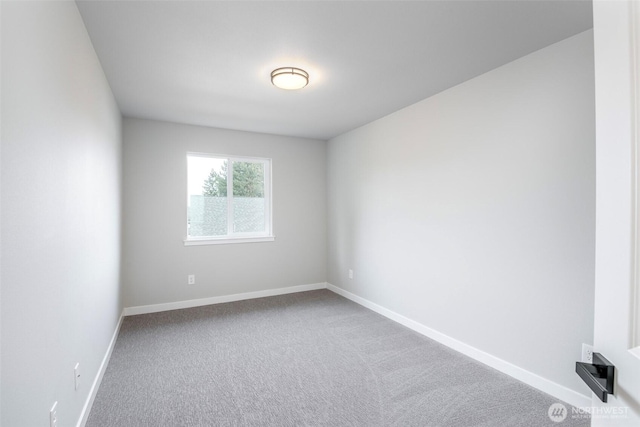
[184, 152, 274, 246]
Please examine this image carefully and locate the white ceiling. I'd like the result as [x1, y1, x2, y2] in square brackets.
[76, 0, 593, 141]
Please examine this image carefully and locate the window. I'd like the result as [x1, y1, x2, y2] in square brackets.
[185, 153, 273, 245]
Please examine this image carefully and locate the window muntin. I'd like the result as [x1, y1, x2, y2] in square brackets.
[186, 153, 272, 244]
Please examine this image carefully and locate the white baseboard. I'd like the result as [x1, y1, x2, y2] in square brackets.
[122, 282, 328, 316]
[76, 312, 124, 427]
[326, 283, 591, 409]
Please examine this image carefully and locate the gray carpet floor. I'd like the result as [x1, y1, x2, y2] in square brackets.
[86, 290, 590, 426]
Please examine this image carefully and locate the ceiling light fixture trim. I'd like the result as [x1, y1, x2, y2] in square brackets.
[271, 67, 309, 90]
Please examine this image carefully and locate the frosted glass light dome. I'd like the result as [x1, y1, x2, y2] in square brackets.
[271, 67, 309, 90]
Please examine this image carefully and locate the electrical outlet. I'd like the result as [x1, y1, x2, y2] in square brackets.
[50, 401, 58, 427]
[582, 343, 594, 363]
[348, 269, 353, 279]
[188, 274, 195, 285]
[74, 362, 80, 390]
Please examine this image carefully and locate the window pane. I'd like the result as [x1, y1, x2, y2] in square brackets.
[232, 161, 265, 233]
[187, 156, 227, 237]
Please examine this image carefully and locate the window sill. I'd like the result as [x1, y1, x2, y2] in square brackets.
[184, 235, 275, 246]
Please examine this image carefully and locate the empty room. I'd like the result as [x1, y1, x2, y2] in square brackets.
[2, 0, 640, 426]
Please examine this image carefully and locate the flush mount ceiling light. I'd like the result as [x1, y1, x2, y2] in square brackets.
[271, 67, 309, 90]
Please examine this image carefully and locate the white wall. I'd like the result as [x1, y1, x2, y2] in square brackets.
[1, 2, 122, 426]
[122, 118, 326, 308]
[327, 31, 595, 400]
